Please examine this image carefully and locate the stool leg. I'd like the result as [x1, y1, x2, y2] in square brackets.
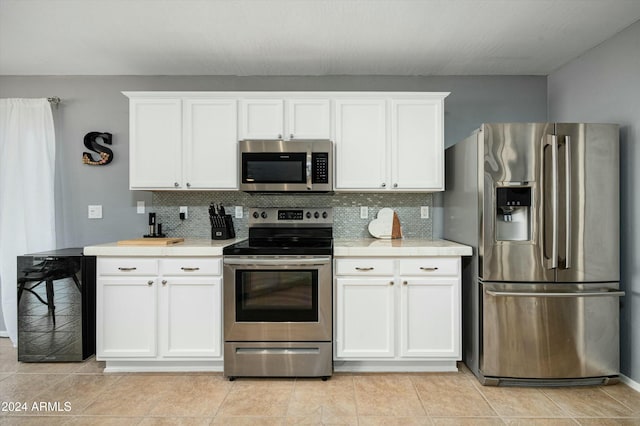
[45, 279, 55, 326]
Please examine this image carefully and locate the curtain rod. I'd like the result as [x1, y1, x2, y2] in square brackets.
[47, 96, 61, 109]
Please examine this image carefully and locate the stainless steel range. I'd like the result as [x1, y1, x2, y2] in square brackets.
[222, 207, 333, 380]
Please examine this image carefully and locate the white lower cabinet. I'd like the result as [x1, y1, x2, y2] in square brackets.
[96, 257, 223, 371]
[336, 277, 395, 357]
[334, 257, 461, 371]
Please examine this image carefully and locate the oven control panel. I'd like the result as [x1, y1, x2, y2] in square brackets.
[249, 208, 333, 225]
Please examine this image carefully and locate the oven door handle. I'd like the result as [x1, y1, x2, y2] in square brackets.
[224, 257, 331, 267]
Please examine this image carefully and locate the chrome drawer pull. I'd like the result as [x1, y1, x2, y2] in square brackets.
[355, 267, 374, 271]
[147, 280, 153, 286]
[181, 267, 200, 271]
[419, 267, 439, 272]
[118, 267, 137, 271]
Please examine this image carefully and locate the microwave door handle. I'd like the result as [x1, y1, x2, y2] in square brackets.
[306, 150, 312, 190]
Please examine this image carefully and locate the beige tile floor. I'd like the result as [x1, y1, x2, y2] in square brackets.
[1, 338, 639, 425]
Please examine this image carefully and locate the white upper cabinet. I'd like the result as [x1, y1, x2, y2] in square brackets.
[334, 99, 387, 190]
[286, 99, 331, 140]
[126, 94, 238, 190]
[129, 98, 182, 189]
[334, 94, 448, 192]
[126, 91, 447, 192]
[391, 99, 444, 191]
[239, 99, 284, 140]
[183, 99, 237, 189]
[239, 98, 330, 140]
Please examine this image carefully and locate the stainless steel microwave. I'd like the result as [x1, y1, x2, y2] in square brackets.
[239, 140, 333, 192]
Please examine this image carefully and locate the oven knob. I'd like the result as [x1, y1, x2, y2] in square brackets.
[322, 211, 328, 219]
[261, 211, 268, 219]
[306, 212, 312, 219]
[253, 211, 259, 219]
[314, 211, 320, 219]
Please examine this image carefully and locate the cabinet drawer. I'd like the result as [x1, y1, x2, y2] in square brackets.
[98, 258, 158, 275]
[335, 258, 395, 276]
[160, 257, 222, 276]
[398, 257, 459, 276]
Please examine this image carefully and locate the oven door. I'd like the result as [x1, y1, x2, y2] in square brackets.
[223, 256, 332, 342]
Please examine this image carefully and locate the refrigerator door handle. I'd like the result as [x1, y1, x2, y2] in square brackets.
[486, 290, 625, 298]
[564, 135, 572, 269]
[545, 134, 559, 269]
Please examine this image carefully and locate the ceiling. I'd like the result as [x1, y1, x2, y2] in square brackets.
[1, 0, 640, 76]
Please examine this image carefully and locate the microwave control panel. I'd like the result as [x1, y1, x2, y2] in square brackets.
[312, 153, 329, 184]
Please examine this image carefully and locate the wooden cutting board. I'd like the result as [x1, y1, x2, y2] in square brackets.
[117, 238, 184, 246]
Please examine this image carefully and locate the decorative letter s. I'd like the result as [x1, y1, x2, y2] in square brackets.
[83, 132, 113, 165]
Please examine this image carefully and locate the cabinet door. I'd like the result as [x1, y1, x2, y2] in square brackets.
[129, 98, 182, 189]
[334, 99, 387, 190]
[335, 277, 395, 358]
[286, 99, 330, 140]
[399, 277, 460, 358]
[97, 277, 157, 358]
[391, 99, 444, 190]
[183, 99, 238, 189]
[159, 276, 222, 358]
[239, 99, 284, 139]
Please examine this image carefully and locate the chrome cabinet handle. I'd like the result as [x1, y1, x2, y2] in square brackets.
[186, 182, 191, 188]
[381, 183, 386, 188]
[277, 134, 283, 139]
[162, 280, 167, 285]
[403, 280, 408, 285]
[180, 267, 200, 271]
[147, 280, 153, 286]
[118, 267, 137, 271]
[290, 133, 294, 139]
[419, 267, 439, 271]
[389, 281, 394, 286]
[174, 182, 179, 187]
[393, 183, 398, 188]
[355, 267, 374, 271]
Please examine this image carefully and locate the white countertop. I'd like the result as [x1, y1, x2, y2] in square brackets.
[333, 238, 472, 257]
[83, 238, 245, 256]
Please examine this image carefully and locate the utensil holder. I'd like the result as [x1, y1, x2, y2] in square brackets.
[212, 215, 236, 240]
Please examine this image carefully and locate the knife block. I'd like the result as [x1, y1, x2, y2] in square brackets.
[212, 215, 236, 240]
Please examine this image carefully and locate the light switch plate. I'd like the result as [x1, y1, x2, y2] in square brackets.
[88, 205, 102, 219]
[136, 201, 145, 214]
[421, 206, 430, 219]
[360, 206, 368, 219]
[235, 206, 243, 219]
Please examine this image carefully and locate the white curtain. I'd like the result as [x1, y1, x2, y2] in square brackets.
[0, 98, 56, 344]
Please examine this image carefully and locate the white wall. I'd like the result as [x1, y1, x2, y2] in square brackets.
[548, 20, 640, 383]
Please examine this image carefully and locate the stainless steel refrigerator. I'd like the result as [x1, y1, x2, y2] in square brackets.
[444, 123, 623, 386]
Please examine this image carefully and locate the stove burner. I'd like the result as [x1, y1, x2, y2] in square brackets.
[223, 208, 333, 256]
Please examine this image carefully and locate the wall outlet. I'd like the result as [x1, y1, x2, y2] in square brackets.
[421, 206, 430, 219]
[235, 206, 243, 219]
[179, 206, 188, 219]
[136, 200, 145, 214]
[360, 206, 368, 219]
[88, 205, 102, 219]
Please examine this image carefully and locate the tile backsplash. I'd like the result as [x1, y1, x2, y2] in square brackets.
[152, 191, 433, 240]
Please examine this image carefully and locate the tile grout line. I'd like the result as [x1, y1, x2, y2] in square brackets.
[599, 385, 640, 414]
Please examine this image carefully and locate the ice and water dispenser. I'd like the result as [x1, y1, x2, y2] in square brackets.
[496, 187, 531, 241]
